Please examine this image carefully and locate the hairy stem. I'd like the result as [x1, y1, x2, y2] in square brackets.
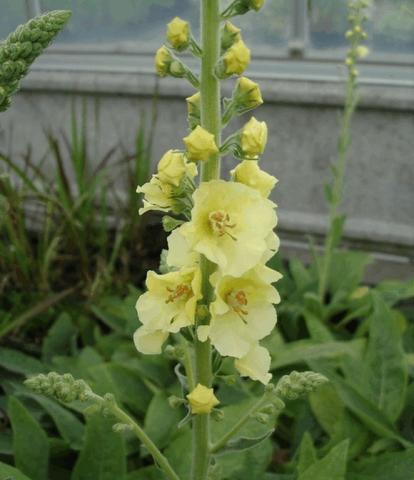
[191, 0, 221, 479]
[94, 395, 180, 480]
[318, 70, 358, 303]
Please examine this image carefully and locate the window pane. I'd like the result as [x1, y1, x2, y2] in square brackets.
[0, 1, 27, 40]
[371, 0, 414, 55]
[308, 0, 349, 53]
[231, 0, 290, 54]
[308, 0, 414, 59]
[40, 0, 200, 46]
[40, 0, 289, 53]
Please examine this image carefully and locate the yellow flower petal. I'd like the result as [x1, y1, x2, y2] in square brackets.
[235, 344, 272, 384]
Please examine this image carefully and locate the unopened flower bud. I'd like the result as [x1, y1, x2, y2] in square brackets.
[168, 395, 186, 409]
[211, 408, 225, 422]
[157, 150, 194, 187]
[253, 412, 269, 424]
[345, 30, 353, 39]
[183, 126, 219, 162]
[249, 0, 265, 11]
[234, 76, 263, 109]
[221, 21, 241, 51]
[275, 371, 329, 401]
[216, 39, 251, 79]
[355, 45, 369, 58]
[186, 384, 220, 415]
[166, 17, 190, 51]
[240, 117, 268, 158]
[231, 160, 277, 198]
[186, 91, 201, 129]
[155, 46, 173, 77]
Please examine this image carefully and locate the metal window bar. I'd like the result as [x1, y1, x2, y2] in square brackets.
[289, 0, 309, 58]
[25, 0, 41, 19]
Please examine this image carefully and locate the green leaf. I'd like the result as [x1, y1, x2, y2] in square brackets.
[303, 309, 333, 342]
[0, 461, 31, 480]
[362, 292, 408, 421]
[126, 466, 164, 479]
[29, 394, 84, 450]
[309, 384, 344, 437]
[310, 365, 412, 449]
[0, 348, 46, 376]
[271, 339, 365, 369]
[328, 251, 372, 298]
[297, 432, 317, 474]
[71, 411, 126, 480]
[376, 278, 414, 306]
[42, 313, 78, 362]
[144, 392, 181, 450]
[297, 440, 349, 480]
[348, 448, 414, 480]
[8, 396, 49, 480]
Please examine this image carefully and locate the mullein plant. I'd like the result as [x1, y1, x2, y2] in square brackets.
[26, 1, 327, 479]
[318, 0, 370, 302]
[0, 10, 71, 112]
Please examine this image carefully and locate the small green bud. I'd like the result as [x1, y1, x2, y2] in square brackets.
[112, 423, 132, 433]
[168, 395, 186, 409]
[211, 408, 225, 422]
[253, 412, 269, 424]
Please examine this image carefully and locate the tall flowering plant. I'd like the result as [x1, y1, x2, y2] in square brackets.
[26, 2, 327, 479]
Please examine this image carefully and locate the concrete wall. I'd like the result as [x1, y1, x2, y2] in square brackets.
[1, 65, 413, 280]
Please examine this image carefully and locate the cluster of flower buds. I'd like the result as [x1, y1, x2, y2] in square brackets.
[344, 0, 370, 77]
[24, 372, 93, 403]
[0, 10, 71, 111]
[274, 371, 329, 401]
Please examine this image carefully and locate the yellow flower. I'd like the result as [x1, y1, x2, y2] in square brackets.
[134, 267, 202, 354]
[240, 117, 268, 158]
[249, 0, 265, 11]
[183, 125, 219, 162]
[355, 45, 369, 58]
[234, 76, 263, 109]
[231, 160, 277, 198]
[222, 39, 251, 76]
[137, 176, 174, 215]
[235, 344, 272, 384]
[181, 180, 277, 276]
[197, 265, 280, 358]
[186, 384, 220, 414]
[167, 17, 190, 50]
[157, 150, 197, 187]
[155, 45, 172, 77]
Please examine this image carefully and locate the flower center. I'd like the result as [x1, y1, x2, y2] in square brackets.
[209, 210, 236, 240]
[226, 289, 248, 321]
[165, 283, 191, 303]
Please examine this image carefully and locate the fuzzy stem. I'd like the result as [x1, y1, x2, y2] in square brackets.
[100, 398, 180, 480]
[191, 0, 221, 479]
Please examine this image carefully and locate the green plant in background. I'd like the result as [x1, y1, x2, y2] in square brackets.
[318, 0, 370, 304]
[0, 10, 71, 112]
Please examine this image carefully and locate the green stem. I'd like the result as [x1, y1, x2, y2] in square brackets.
[98, 397, 180, 480]
[191, 1, 221, 479]
[318, 74, 357, 303]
